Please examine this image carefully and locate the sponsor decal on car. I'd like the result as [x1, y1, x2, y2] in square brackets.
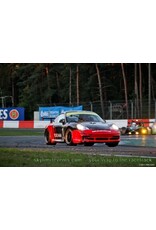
[92, 130, 111, 132]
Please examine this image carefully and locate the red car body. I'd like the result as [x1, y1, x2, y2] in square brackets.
[44, 111, 120, 147]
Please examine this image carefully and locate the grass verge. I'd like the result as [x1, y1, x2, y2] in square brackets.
[0, 148, 155, 167]
[0, 128, 43, 136]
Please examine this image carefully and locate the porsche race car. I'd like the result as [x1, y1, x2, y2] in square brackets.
[44, 111, 120, 147]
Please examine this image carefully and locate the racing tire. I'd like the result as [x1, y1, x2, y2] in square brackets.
[65, 128, 77, 146]
[84, 142, 94, 146]
[106, 142, 119, 147]
[44, 129, 56, 145]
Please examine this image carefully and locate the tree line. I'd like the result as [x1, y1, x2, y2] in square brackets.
[0, 63, 156, 119]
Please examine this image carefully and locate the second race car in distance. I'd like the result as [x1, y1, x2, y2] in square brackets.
[44, 110, 120, 147]
[120, 119, 152, 135]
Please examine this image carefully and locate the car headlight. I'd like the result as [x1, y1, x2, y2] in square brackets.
[77, 124, 89, 131]
[141, 128, 147, 134]
[110, 124, 119, 130]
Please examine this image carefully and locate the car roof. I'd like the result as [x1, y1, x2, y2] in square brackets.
[65, 110, 97, 116]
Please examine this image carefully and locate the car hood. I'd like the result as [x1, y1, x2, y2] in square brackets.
[80, 122, 112, 130]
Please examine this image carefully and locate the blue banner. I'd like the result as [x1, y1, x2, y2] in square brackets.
[39, 106, 83, 121]
[0, 107, 25, 120]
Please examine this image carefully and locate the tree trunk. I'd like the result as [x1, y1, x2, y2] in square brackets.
[121, 63, 129, 118]
[148, 63, 151, 118]
[95, 63, 105, 118]
[56, 71, 60, 99]
[139, 63, 142, 117]
[134, 63, 139, 118]
[11, 77, 15, 106]
[76, 64, 79, 106]
[45, 65, 51, 104]
[69, 66, 72, 105]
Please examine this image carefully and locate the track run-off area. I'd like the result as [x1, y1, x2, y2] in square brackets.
[0, 129, 156, 158]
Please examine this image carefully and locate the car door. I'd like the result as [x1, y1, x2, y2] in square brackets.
[53, 114, 65, 141]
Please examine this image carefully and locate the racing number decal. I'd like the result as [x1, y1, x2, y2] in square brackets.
[54, 126, 63, 139]
[54, 133, 62, 138]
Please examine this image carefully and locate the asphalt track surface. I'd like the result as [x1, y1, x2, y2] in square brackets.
[0, 134, 156, 158]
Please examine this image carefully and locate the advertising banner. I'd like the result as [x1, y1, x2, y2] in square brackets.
[0, 107, 25, 121]
[39, 106, 83, 121]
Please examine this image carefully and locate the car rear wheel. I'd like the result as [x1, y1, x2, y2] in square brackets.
[44, 129, 56, 145]
[106, 142, 119, 147]
[65, 129, 77, 146]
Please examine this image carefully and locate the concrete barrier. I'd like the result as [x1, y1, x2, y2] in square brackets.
[34, 121, 50, 128]
[0, 121, 50, 128]
[4, 121, 19, 128]
[106, 119, 127, 128]
[0, 121, 3, 128]
[0, 119, 155, 128]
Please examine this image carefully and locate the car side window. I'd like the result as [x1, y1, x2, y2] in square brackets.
[66, 115, 79, 123]
[54, 114, 65, 125]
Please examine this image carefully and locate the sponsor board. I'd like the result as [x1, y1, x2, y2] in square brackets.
[0, 107, 25, 121]
[39, 106, 83, 121]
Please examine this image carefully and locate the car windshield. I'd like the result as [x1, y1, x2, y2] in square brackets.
[66, 112, 104, 123]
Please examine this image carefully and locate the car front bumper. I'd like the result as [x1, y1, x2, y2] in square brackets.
[72, 129, 120, 144]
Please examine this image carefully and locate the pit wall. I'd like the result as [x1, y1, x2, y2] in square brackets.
[0, 119, 155, 129]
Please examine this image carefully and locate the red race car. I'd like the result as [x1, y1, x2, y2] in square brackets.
[44, 111, 120, 147]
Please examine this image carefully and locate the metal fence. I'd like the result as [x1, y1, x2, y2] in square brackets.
[38, 99, 156, 120]
[82, 100, 156, 120]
